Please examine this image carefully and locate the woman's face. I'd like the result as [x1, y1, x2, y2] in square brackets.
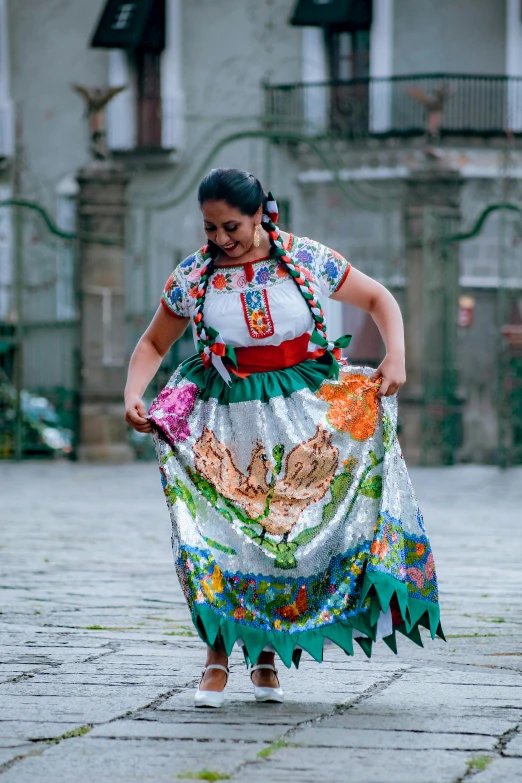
[201, 200, 262, 258]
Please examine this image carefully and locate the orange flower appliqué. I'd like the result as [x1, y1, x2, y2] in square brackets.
[251, 309, 268, 333]
[212, 273, 227, 290]
[317, 373, 380, 441]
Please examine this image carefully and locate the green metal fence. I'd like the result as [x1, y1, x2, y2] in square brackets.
[0, 199, 79, 459]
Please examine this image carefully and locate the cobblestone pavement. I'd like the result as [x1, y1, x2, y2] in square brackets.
[1, 462, 522, 783]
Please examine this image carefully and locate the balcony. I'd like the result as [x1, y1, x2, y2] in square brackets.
[264, 74, 522, 140]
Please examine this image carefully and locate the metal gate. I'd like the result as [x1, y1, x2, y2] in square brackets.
[0, 199, 79, 459]
[495, 207, 522, 467]
[433, 202, 522, 467]
[419, 208, 462, 466]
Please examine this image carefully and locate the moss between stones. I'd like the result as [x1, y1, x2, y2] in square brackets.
[48, 725, 92, 745]
[466, 755, 494, 772]
[176, 771, 231, 781]
[257, 740, 299, 759]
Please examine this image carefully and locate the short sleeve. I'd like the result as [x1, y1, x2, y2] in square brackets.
[160, 266, 189, 319]
[313, 243, 351, 297]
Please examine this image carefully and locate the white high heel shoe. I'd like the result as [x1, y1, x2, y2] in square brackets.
[194, 664, 229, 708]
[250, 664, 284, 703]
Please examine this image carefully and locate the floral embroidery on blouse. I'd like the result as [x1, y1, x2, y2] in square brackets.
[208, 260, 289, 293]
[295, 248, 314, 267]
[240, 289, 275, 339]
[254, 266, 271, 285]
[212, 273, 228, 291]
[160, 237, 350, 317]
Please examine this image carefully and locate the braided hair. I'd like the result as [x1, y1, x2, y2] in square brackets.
[195, 168, 329, 378]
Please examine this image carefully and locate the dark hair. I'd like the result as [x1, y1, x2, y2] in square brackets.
[197, 168, 266, 216]
[193, 169, 330, 355]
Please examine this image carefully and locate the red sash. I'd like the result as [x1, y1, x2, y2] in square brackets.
[233, 332, 310, 376]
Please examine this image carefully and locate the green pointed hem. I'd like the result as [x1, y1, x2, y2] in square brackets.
[179, 352, 339, 404]
[189, 570, 444, 669]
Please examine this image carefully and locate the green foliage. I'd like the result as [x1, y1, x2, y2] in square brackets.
[274, 546, 298, 570]
[369, 449, 381, 468]
[203, 537, 237, 556]
[187, 469, 217, 505]
[48, 725, 92, 744]
[176, 771, 231, 781]
[382, 413, 395, 452]
[272, 443, 285, 475]
[293, 458, 357, 547]
[166, 477, 196, 519]
[360, 475, 382, 499]
[466, 756, 494, 773]
[257, 740, 291, 759]
[161, 448, 175, 465]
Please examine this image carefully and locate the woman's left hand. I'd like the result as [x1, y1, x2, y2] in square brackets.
[371, 354, 406, 398]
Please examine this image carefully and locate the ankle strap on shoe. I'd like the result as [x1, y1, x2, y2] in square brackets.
[203, 664, 229, 679]
[250, 663, 278, 675]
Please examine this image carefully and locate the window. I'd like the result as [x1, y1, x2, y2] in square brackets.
[327, 29, 370, 81]
[326, 29, 370, 135]
[135, 50, 162, 148]
[92, 0, 166, 150]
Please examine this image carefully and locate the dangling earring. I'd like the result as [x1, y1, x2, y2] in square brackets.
[253, 224, 261, 248]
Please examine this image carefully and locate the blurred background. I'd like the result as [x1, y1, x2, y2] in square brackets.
[0, 0, 521, 466]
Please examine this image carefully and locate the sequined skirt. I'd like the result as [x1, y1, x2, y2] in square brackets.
[151, 354, 443, 668]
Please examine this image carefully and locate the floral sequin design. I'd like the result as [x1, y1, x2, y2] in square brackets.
[370, 512, 438, 602]
[240, 288, 275, 339]
[177, 543, 371, 633]
[191, 425, 338, 536]
[317, 373, 380, 441]
[148, 383, 198, 444]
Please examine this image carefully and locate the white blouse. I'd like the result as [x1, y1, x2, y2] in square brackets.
[161, 235, 350, 349]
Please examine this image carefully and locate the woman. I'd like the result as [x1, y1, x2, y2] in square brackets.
[125, 168, 443, 708]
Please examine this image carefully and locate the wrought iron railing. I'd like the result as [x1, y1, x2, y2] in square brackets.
[264, 74, 522, 138]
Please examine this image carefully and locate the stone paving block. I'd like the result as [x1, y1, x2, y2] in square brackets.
[0, 737, 262, 783]
[504, 732, 522, 757]
[89, 718, 284, 743]
[324, 710, 519, 736]
[142, 705, 339, 726]
[0, 722, 90, 743]
[231, 746, 470, 783]
[470, 757, 522, 782]
[2, 464, 522, 782]
[0, 747, 40, 767]
[293, 726, 497, 751]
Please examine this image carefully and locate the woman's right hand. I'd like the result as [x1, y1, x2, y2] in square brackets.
[125, 394, 153, 433]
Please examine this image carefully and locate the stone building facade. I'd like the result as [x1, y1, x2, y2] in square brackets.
[1, 0, 522, 463]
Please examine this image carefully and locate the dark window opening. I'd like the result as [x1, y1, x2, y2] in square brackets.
[91, 0, 166, 150]
[327, 28, 370, 135]
[136, 50, 162, 148]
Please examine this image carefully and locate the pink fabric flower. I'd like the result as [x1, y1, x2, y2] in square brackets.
[187, 267, 201, 282]
[148, 383, 198, 444]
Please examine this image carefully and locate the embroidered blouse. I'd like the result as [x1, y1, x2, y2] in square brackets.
[160, 235, 350, 349]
